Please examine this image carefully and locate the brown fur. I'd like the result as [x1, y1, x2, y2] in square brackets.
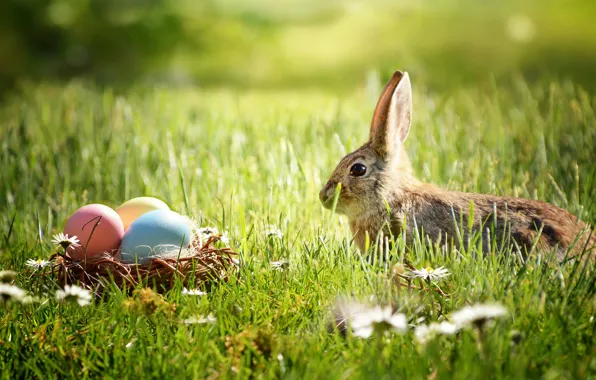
[320, 71, 595, 260]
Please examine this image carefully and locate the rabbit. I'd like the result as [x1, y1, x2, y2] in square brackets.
[319, 70, 595, 261]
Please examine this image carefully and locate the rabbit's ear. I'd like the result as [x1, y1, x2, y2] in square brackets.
[369, 71, 412, 159]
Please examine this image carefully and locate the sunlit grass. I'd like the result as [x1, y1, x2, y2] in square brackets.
[0, 77, 594, 378]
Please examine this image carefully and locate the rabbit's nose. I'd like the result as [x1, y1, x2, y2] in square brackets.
[319, 182, 335, 204]
[318, 187, 328, 204]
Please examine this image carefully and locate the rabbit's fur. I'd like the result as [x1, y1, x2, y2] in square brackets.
[320, 71, 595, 260]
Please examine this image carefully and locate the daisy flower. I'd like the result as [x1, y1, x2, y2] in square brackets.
[332, 299, 370, 336]
[0, 270, 17, 284]
[350, 305, 408, 338]
[21, 295, 42, 304]
[219, 231, 230, 245]
[414, 321, 459, 344]
[451, 303, 507, 328]
[181, 288, 207, 296]
[0, 284, 26, 303]
[409, 266, 450, 282]
[198, 227, 219, 242]
[55, 285, 92, 307]
[25, 258, 52, 270]
[264, 225, 283, 240]
[51, 233, 80, 250]
[182, 313, 217, 325]
[271, 260, 290, 271]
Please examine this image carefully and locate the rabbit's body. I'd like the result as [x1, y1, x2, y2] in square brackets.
[320, 71, 594, 260]
[349, 182, 593, 259]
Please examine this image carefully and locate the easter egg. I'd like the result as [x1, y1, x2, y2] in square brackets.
[120, 209, 192, 264]
[116, 197, 170, 230]
[64, 204, 124, 260]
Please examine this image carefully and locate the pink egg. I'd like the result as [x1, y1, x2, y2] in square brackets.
[63, 204, 124, 260]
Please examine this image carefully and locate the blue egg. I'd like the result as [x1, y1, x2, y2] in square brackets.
[120, 209, 192, 264]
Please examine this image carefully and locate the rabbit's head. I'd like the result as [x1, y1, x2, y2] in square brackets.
[319, 71, 415, 218]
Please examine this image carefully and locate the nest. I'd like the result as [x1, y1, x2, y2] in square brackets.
[49, 234, 238, 293]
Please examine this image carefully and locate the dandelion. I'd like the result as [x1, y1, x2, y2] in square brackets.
[25, 258, 52, 270]
[451, 303, 507, 328]
[271, 260, 290, 271]
[350, 305, 408, 338]
[0, 270, 17, 284]
[409, 266, 450, 282]
[55, 285, 92, 306]
[182, 288, 207, 296]
[51, 233, 80, 250]
[264, 225, 283, 240]
[182, 313, 216, 325]
[0, 284, 26, 303]
[414, 321, 459, 344]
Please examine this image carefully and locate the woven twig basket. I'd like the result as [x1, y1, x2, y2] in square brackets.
[50, 234, 238, 292]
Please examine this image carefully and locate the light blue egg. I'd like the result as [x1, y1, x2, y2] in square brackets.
[120, 209, 192, 264]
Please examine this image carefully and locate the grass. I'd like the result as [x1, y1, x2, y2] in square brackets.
[0, 76, 595, 379]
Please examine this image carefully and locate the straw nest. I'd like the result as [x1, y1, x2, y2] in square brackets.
[49, 234, 238, 293]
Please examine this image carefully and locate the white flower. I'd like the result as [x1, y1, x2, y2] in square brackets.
[415, 321, 459, 344]
[198, 227, 219, 243]
[55, 285, 92, 306]
[452, 303, 508, 328]
[219, 231, 230, 245]
[271, 260, 290, 271]
[264, 225, 283, 240]
[0, 284, 26, 303]
[21, 295, 42, 304]
[0, 270, 17, 284]
[182, 313, 216, 325]
[410, 266, 450, 282]
[350, 305, 408, 338]
[25, 258, 52, 270]
[51, 233, 80, 249]
[198, 227, 219, 237]
[181, 288, 207, 296]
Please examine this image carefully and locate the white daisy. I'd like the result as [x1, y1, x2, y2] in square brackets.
[0, 284, 26, 303]
[219, 231, 230, 245]
[182, 313, 217, 325]
[0, 270, 17, 284]
[55, 285, 92, 306]
[350, 305, 408, 338]
[264, 225, 283, 240]
[21, 295, 42, 304]
[181, 288, 207, 296]
[409, 266, 450, 282]
[332, 299, 369, 333]
[198, 227, 219, 243]
[25, 258, 52, 270]
[271, 260, 290, 271]
[51, 233, 80, 249]
[415, 321, 459, 344]
[451, 303, 508, 328]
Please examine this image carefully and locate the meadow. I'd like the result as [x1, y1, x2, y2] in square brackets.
[0, 75, 595, 379]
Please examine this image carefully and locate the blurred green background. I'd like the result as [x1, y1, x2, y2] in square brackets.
[1, 0, 596, 92]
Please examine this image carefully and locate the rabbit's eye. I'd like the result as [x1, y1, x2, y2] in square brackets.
[350, 163, 367, 177]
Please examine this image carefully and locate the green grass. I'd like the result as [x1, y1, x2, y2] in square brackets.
[0, 77, 595, 379]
